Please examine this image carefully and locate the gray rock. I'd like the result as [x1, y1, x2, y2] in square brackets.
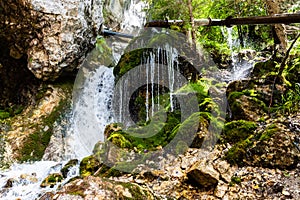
[0, 0, 103, 80]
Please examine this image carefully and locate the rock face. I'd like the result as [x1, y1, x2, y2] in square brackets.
[0, 0, 103, 80]
[56, 176, 155, 199]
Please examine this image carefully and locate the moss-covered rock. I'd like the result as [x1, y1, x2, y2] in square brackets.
[225, 122, 300, 169]
[40, 173, 63, 188]
[228, 93, 268, 121]
[222, 120, 257, 144]
[251, 60, 277, 78]
[79, 156, 102, 177]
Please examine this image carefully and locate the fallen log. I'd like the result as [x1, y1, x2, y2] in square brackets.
[145, 14, 300, 27]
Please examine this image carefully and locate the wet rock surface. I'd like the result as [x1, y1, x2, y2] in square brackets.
[0, 0, 103, 80]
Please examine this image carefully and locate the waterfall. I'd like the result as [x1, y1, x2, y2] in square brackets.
[221, 27, 255, 82]
[69, 66, 115, 158]
[0, 1, 147, 199]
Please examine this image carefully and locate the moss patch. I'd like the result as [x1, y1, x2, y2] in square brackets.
[222, 120, 257, 144]
[18, 79, 73, 162]
[40, 173, 63, 188]
[80, 156, 102, 177]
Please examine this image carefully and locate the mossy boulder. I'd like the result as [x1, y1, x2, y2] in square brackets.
[104, 111, 181, 153]
[226, 75, 287, 120]
[229, 93, 267, 121]
[79, 156, 102, 177]
[222, 120, 257, 144]
[40, 173, 63, 188]
[251, 60, 277, 78]
[225, 123, 300, 169]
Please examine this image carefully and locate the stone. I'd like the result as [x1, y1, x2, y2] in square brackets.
[282, 189, 291, 196]
[61, 159, 79, 178]
[187, 160, 220, 188]
[214, 181, 228, 198]
[40, 173, 63, 188]
[39, 192, 55, 200]
[57, 176, 155, 199]
[3, 178, 15, 188]
[0, 0, 103, 80]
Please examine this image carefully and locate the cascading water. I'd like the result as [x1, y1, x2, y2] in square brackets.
[71, 66, 115, 157]
[221, 27, 256, 82]
[0, 160, 79, 199]
[142, 46, 179, 121]
[0, 1, 146, 199]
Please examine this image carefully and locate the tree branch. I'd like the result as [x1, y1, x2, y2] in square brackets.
[268, 33, 300, 112]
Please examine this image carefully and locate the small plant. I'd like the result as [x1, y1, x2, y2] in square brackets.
[229, 176, 242, 186]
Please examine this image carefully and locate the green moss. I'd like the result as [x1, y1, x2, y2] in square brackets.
[225, 123, 279, 166]
[80, 156, 101, 177]
[252, 60, 277, 78]
[68, 191, 85, 198]
[258, 124, 278, 141]
[40, 173, 63, 188]
[225, 135, 254, 165]
[19, 80, 73, 162]
[108, 132, 132, 148]
[119, 182, 153, 200]
[228, 91, 244, 102]
[113, 49, 144, 80]
[222, 120, 257, 144]
[100, 166, 123, 178]
[19, 129, 53, 162]
[19, 98, 70, 162]
[229, 176, 242, 186]
[108, 111, 181, 152]
[0, 110, 10, 120]
[0, 105, 24, 120]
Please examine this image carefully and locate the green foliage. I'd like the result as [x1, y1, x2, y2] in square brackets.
[144, 0, 272, 64]
[0, 105, 24, 120]
[144, 0, 188, 21]
[280, 84, 300, 114]
[0, 111, 10, 120]
[229, 176, 242, 186]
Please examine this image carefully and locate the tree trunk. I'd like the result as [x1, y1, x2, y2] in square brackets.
[265, 0, 287, 52]
[187, 0, 196, 45]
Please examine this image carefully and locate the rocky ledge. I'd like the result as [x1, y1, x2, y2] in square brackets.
[0, 0, 103, 80]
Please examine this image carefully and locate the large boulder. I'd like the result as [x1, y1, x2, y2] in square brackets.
[0, 0, 103, 80]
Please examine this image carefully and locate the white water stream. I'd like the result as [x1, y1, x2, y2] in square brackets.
[221, 27, 255, 82]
